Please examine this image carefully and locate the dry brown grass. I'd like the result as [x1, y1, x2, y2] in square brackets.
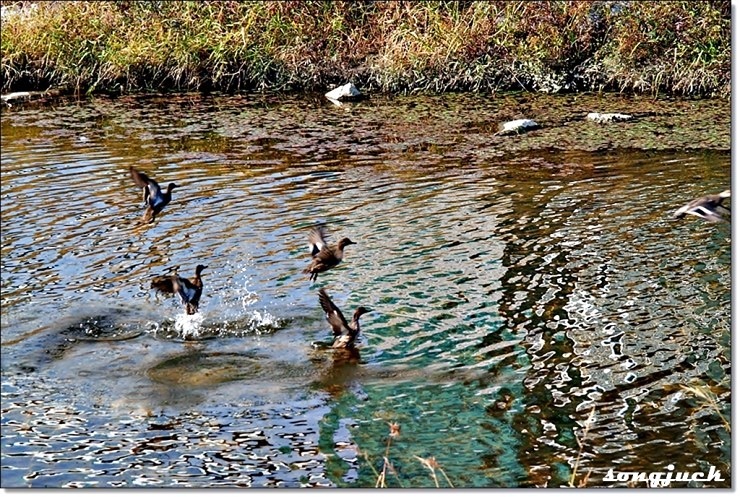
[1, 1, 730, 96]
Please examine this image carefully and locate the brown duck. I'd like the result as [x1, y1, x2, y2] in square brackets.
[303, 225, 356, 282]
[151, 264, 207, 315]
[318, 288, 371, 349]
[673, 190, 730, 223]
[129, 166, 178, 223]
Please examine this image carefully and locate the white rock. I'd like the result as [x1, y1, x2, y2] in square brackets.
[325, 83, 362, 102]
[586, 112, 633, 123]
[1, 92, 35, 107]
[1, 90, 55, 107]
[497, 119, 540, 135]
[1, 91, 33, 103]
[326, 97, 344, 107]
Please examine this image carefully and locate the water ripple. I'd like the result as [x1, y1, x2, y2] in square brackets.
[1, 94, 730, 488]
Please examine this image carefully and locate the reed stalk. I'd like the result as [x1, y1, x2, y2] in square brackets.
[569, 406, 596, 487]
[1, 1, 730, 97]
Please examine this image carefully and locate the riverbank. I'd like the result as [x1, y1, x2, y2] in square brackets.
[0, 1, 730, 97]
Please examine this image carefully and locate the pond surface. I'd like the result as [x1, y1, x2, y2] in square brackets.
[0, 92, 731, 488]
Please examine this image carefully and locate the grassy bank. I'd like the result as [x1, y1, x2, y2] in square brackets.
[0, 1, 730, 97]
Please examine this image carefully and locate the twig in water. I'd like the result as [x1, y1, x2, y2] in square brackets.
[379, 310, 428, 323]
[680, 383, 730, 433]
[415, 455, 454, 488]
[569, 406, 596, 487]
[376, 422, 403, 488]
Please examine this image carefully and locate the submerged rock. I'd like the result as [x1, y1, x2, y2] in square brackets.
[496, 119, 540, 136]
[325, 83, 363, 105]
[587, 112, 633, 123]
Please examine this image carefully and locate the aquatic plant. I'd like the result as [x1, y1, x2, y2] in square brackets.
[568, 406, 595, 487]
[680, 383, 730, 433]
[354, 421, 454, 488]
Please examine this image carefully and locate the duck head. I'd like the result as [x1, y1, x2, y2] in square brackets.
[338, 237, 356, 249]
[354, 306, 371, 319]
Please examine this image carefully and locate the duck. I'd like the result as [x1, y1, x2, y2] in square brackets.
[129, 166, 178, 223]
[303, 225, 356, 282]
[151, 264, 207, 315]
[318, 288, 371, 349]
[673, 190, 730, 223]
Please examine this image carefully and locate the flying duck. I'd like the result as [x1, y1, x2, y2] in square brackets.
[151, 264, 207, 315]
[318, 288, 371, 349]
[673, 190, 730, 223]
[129, 166, 178, 223]
[303, 225, 356, 282]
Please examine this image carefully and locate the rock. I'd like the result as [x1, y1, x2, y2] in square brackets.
[496, 119, 540, 136]
[2, 89, 60, 107]
[325, 83, 362, 105]
[2, 92, 35, 106]
[586, 112, 633, 123]
[0, 91, 31, 105]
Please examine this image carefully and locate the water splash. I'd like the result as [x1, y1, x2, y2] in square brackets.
[244, 309, 281, 334]
[173, 312, 206, 339]
[200, 257, 284, 337]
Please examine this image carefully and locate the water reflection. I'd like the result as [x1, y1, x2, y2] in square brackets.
[1, 93, 730, 488]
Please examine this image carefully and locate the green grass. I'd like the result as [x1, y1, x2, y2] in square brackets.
[0, 1, 730, 97]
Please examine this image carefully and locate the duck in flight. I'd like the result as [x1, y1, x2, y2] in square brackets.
[303, 225, 356, 282]
[317, 288, 371, 349]
[673, 190, 730, 223]
[151, 264, 207, 315]
[129, 166, 178, 223]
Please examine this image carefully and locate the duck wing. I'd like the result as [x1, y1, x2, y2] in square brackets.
[674, 193, 731, 223]
[129, 166, 151, 189]
[686, 204, 730, 223]
[172, 276, 198, 305]
[130, 166, 154, 205]
[309, 226, 328, 256]
[318, 289, 349, 336]
[146, 180, 165, 208]
[130, 166, 165, 208]
[151, 275, 176, 294]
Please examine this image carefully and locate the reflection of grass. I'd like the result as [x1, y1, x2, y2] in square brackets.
[680, 383, 730, 433]
[569, 406, 595, 488]
[355, 421, 454, 488]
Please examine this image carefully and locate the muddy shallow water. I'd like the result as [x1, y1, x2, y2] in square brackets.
[0, 92, 731, 488]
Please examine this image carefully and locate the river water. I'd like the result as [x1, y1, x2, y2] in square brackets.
[0, 92, 730, 488]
